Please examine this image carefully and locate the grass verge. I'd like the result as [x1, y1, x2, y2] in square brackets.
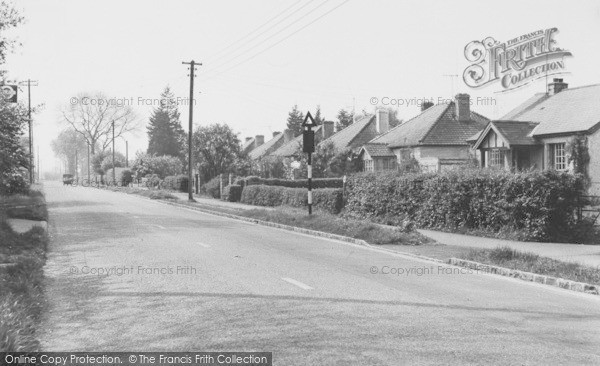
[0, 187, 48, 351]
[103, 186, 178, 200]
[236, 207, 431, 245]
[456, 246, 600, 286]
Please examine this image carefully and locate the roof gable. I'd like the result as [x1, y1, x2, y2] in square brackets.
[473, 121, 539, 149]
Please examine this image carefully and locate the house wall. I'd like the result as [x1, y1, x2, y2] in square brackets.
[391, 145, 471, 172]
[586, 130, 600, 195]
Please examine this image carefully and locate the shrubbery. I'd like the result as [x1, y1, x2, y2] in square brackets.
[241, 185, 343, 214]
[242, 176, 343, 189]
[202, 176, 221, 199]
[344, 169, 584, 242]
[222, 184, 242, 202]
[163, 175, 189, 192]
[121, 169, 133, 186]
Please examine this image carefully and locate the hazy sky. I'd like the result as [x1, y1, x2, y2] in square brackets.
[4, 0, 600, 173]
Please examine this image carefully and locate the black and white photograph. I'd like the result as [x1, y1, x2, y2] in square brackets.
[1, 0, 599, 364]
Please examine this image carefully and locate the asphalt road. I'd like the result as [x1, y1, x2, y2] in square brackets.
[40, 181, 600, 365]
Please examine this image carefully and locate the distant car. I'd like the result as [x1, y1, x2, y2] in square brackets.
[62, 174, 74, 185]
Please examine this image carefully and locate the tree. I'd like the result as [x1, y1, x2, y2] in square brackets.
[380, 106, 402, 128]
[0, 99, 29, 194]
[91, 150, 110, 181]
[335, 109, 354, 131]
[286, 105, 304, 136]
[192, 123, 243, 182]
[101, 151, 127, 173]
[314, 105, 324, 125]
[0, 2, 27, 194]
[61, 92, 138, 154]
[146, 86, 185, 158]
[0, 1, 23, 71]
[131, 152, 183, 180]
[51, 129, 89, 176]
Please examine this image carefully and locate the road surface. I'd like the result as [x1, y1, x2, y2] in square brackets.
[40, 181, 600, 365]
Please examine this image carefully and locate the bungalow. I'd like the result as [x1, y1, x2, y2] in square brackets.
[362, 94, 490, 172]
[470, 79, 600, 194]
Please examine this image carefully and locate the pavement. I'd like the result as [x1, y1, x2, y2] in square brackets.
[418, 229, 600, 267]
[40, 181, 600, 365]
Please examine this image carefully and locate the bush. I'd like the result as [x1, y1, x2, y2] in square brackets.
[222, 184, 242, 202]
[132, 153, 183, 180]
[144, 174, 162, 189]
[241, 185, 344, 214]
[344, 169, 584, 242]
[121, 169, 133, 186]
[202, 176, 221, 199]
[0, 172, 28, 195]
[163, 175, 189, 192]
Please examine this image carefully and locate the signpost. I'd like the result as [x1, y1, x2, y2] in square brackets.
[302, 111, 318, 215]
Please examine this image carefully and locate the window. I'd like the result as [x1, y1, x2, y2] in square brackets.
[488, 149, 505, 168]
[382, 158, 396, 170]
[551, 143, 567, 171]
[364, 159, 374, 172]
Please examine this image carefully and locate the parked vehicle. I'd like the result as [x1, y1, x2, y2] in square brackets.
[62, 174, 74, 185]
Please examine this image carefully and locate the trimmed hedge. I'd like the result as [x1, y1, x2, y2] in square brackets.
[222, 184, 242, 202]
[242, 176, 343, 189]
[344, 169, 584, 242]
[241, 184, 344, 214]
[164, 175, 189, 192]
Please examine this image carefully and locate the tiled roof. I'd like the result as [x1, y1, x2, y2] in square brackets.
[242, 138, 255, 154]
[270, 126, 322, 157]
[502, 93, 549, 120]
[506, 84, 600, 135]
[491, 121, 539, 146]
[361, 143, 395, 157]
[370, 102, 489, 148]
[321, 114, 374, 150]
[370, 103, 448, 147]
[248, 133, 284, 160]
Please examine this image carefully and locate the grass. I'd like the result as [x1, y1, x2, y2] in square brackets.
[237, 207, 432, 246]
[104, 186, 178, 200]
[457, 246, 600, 286]
[0, 186, 48, 221]
[0, 187, 49, 351]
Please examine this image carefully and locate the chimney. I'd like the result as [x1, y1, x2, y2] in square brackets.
[254, 135, 264, 147]
[245, 137, 252, 142]
[548, 78, 568, 95]
[375, 109, 389, 134]
[455, 93, 471, 122]
[421, 101, 434, 111]
[272, 131, 281, 138]
[283, 129, 294, 143]
[322, 121, 334, 139]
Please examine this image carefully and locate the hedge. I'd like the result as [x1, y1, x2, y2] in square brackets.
[241, 176, 343, 189]
[344, 169, 584, 242]
[222, 184, 242, 202]
[240, 185, 344, 214]
[163, 175, 189, 192]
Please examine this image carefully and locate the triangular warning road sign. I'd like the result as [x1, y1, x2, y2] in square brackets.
[302, 111, 318, 127]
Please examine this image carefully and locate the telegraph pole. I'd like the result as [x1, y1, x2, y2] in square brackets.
[112, 120, 115, 184]
[182, 59, 201, 201]
[75, 149, 78, 180]
[87, 143, 91, 183]
[19, 79, 38, 184]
